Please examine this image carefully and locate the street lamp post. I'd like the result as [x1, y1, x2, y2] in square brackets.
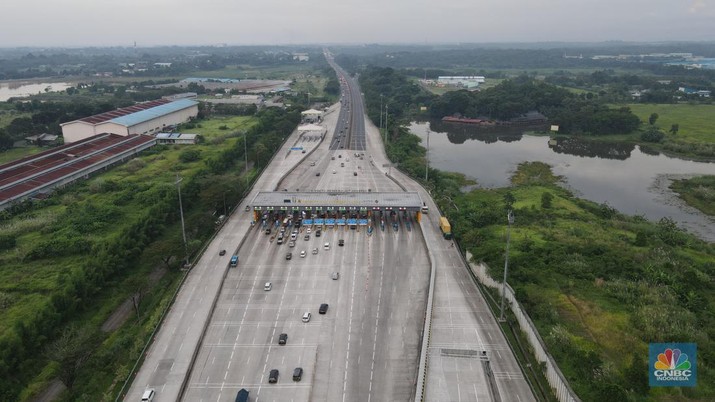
[425, 129, 430, 181]
[175, 174, 189, 267]
[379, 94, 383, 131]
[499, 210, 514, 322]
[384, 104, 389, 144]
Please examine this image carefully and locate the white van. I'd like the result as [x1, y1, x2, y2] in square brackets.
[141, 388, 155, 402]
[324, 242, 330, 250]
[264, 282, 272, 291]
[302, 312, 311, 322]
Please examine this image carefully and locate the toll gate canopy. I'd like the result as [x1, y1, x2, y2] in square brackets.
[250, 191, 424, 212]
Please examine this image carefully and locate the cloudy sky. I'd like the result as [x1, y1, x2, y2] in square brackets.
[2, 0, 713, 47]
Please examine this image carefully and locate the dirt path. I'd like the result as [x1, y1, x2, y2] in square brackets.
[30, 379, 66, 402]
[101, 265, 167, 333]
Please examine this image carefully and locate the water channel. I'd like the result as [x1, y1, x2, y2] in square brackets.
[409, 120, 715, 242]
[0, 81, 72, 101]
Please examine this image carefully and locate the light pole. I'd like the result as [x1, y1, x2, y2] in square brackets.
[425, 129, 430, 181]
[499, 210, 514, 322]
[175, 174, 189, 267]
[379, 94, 383, 131]
[384, 104, 389, 145]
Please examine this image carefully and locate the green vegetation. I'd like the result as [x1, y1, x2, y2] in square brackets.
[450, 162, 715, 401]
[670, 175, 715, 217]
[627, 103, 715, 144]
[0, 105, 301, 400]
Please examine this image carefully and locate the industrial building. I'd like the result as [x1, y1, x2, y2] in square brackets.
[0, 133, 156, 210]
[60, 99, 199, 143]
[155, 133, 198, 145]
[437, 76, 486, 89]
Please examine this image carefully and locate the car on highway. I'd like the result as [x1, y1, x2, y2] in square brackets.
[300, 250, 306, 258]
[219, 249, 226, 256]
[264, 282, 272, 291]
[277, 237, 283, 245]
[338, 239, 344, 247]
[315, 229, 321, 237]
[331, 272, 340, 280]
[353, 172, 357, 176]
[332, 170, 336, 174]
[286, 252, 292, 260]
[141, 388, 155, 402]
[302, 312, 311, 322]
[319, 303, 329, 314]
[289, 240, 296, 248]
[278, 333, 288, 345]
[293, 367, 303, 381]
[310, 161, 316, 166]
[315, 172, 320, 176]
[307, 228, 312, 234]
[269, 369, 279, 383]
[324, 242, 330, 250]
[265, 228, 271, 235]
[304, 234, 310, 240]
[312, 247, 319, 255]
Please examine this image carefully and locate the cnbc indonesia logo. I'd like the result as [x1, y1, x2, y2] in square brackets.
[650, 343, 697, 387]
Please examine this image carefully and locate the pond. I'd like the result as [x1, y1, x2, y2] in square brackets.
[410, 120, 715, 242]
[0, 81, 72, 101]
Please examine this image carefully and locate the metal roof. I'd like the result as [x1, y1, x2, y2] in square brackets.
[109, 99, 198, 127]
[156, 133, 198, 140]
[251, 191, 423, 209]
[66, 99, 171, 125]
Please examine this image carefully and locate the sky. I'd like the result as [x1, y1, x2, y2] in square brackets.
[1, 0, 713, 47]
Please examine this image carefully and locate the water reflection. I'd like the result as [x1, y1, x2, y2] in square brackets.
[549, 136, 635, 160]
[410, 121, 715, 242]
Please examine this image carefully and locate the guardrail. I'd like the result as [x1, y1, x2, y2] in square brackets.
[414, 221, 436, 401]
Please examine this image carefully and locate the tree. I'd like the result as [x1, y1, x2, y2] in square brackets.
[669, 123, 679, 135]
[541, 192, 554, 209]
[648, 112, 659, 125]
[503, 192, 516, 210]
[45, 325, 97, 389]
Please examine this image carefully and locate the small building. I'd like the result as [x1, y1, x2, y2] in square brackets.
[155, 133, 198, 145]
[678, 87, 712, 97]
[301, 108, 324, 122]
[162, 92, 198, 101]
[25, 133, 59, 146]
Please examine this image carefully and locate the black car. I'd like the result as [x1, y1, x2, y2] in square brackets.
[319, 303, 329, 314]
[315, 229, 321, 237]
[219, 249, 226, 256]
[286, 253, 292, 260]
[278, 333, 288, 345]
[293, 367, 303, 381]
[338, 239, 344, 247]
[269, 369, 279, 383]
[265, 228, 271, 235]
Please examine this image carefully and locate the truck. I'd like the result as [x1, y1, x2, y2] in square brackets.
[439, 217, 452, 240]
[230, 255, 238, 267]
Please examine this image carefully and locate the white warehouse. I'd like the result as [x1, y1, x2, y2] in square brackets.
[61, 99, 199, 143]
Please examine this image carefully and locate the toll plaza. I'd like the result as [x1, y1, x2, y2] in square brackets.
[249, 191, 426, 231]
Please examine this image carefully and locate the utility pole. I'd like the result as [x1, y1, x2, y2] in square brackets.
[425, 129, 430, 181]
[175, 174, 189, 267]
[384, 104, 389, 145]
[499, 210, 515, 322]
[379, 94, 383, 131]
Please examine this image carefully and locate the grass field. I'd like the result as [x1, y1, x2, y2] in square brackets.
[626, 103, 715, 143]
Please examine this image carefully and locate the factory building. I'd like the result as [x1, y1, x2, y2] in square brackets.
[60, 99, 199, 143]
[437, 76, 486, 89]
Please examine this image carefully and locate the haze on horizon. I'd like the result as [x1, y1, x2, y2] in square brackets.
[2, 0, 713, 47]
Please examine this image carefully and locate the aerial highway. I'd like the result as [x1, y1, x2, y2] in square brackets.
[126, 50, 535, 402]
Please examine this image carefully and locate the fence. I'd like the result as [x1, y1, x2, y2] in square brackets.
[467, 252, 581, 402]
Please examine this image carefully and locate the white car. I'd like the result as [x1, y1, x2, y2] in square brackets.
[306, 228, 312, 234]
[312, 247, 319, 255]
[300, 250, 306, 258]
[324, 242, 330, 250]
